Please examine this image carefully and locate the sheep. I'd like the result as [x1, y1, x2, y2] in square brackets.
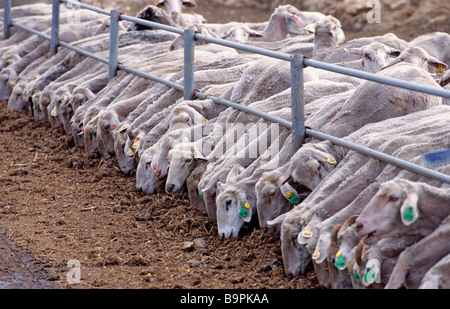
[384, 214, 450, 289]
[326, 215, 359, 289]
[339, 42, 401, 73]
[419, 253, 450, 289]
[127, 5, 180, 31]
[269, 104, 450, 278]
[153, 0, 200, 26]
[214, 5, 325, 44]
[409, 32, 450, 72]
[136, 141, 161, 195]
[355, 178, 450, 246]
[304, 15, 346, 60]
[169, 24, 220, 51]
[271, 46, 446, 211]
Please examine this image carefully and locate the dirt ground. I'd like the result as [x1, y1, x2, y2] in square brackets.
[0, 100, 319, 289]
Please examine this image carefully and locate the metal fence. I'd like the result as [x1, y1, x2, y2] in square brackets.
[2, 0, 450, 184]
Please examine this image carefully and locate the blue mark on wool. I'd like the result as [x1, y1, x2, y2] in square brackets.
[422, 149, 450, 165]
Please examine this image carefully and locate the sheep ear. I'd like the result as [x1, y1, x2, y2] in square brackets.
[193, 148, 206, 160]
[216, 182, 226, 194]
[279, 182, 301, 205]
[239, 202, 252, 222]
[344, 47, 364, 56]
[249, 30, 264, 38]
[400, 192, 419, 226]
[304, 23, 316, 33]
[389, 48, 401, 57]
[427, 56, 448, 70]
[226, 166, 241, 183]
[182, 0, 197, 8]
[267, 213, 287, 227]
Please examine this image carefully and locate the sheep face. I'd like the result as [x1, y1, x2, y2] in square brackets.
[290, 150, 337, 191]
[382, 46, 448, 71]
[345, 42, 401, 73]
[355, 181, 419, 245]
[218, 24, 263, 44]
[98, 110, 120, 156]
[71, 113, 85, 146]
[0, 69, 14, 100]
[305, 15, 345, 46]
[60, 95, 74, 135]
[84, 119, 100, 154]
[156, 0, 196, 23]
[113, 125, 138, 175]
[215, 183, 251, 239]
[255, 171, 290, 234]
[165, 145, 204, 195]
[279, 209, 313, 277]
[136, 149, 158, 195]
[186, 164, 207, 211]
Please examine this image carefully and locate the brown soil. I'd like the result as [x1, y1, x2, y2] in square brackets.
[0, 100, 319, 289]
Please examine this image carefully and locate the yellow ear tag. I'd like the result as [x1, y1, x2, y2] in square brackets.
[50, 107, 57, 117]
[117, 126, 126, 133]
[286, 191, 293, 198]
[435, 64, 445, 76]
[326, 155, 336, 166]
[244, 203, 250, 210]
[126, 148, 135, 157]
[201, 117, 208, 122]
[10, 78, 15, 86]
[312, 246, 320, 260]
[301, 226, 313, 238]
[132, 139, 140, 149]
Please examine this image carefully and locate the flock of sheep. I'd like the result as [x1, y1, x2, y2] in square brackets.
[1, 0, 450, 289]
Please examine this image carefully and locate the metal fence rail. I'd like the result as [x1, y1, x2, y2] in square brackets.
[2, 0, 450, 184]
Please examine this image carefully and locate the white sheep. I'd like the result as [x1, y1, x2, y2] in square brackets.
[385, 214, 450, 289]
[269, 105, 450, 278]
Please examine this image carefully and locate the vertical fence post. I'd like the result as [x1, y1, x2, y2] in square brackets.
[109, 10, 120, 80]
[3, 0, 11, 39]
[50, 0, 60, 55]
[183, 29, 195, 100]
[291, 54, 305, 151]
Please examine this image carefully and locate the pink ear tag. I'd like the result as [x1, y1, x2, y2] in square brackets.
[111, 124, 116, 130]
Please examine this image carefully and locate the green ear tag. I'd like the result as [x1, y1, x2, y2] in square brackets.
[363, 267, 375, 282]
[92, 130, 97, 138]
[403, 206, 415, 221]
[198, 190, 203, 196]
[289, 194, 301, 205]
[239, 205, 248, 218]
[354, 271, 360, 281]
[334, 254, 346, 269]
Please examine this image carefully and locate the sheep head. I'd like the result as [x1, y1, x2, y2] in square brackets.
[355, 179, 420, 245]
[165, 143, 206, 195]
[289, 147, 337, 191]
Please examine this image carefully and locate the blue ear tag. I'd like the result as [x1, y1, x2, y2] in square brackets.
[287, 17, 291, 25]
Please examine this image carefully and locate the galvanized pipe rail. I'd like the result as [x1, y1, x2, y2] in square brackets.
[2, 0, 450, 185]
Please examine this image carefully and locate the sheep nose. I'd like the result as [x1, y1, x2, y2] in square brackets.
[166, 183, 174, 193]
[355, 221, 363, 233]
[171, 11, 179, 21]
